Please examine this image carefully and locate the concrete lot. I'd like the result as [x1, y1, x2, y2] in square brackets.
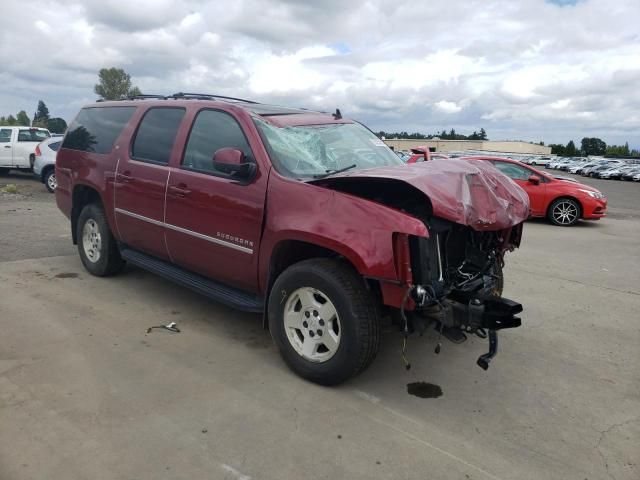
[1, 171, 639, 480]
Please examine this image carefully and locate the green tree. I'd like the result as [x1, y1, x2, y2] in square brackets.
[128, 86, 142, 97]
[565, 140, 577, 156]
[47, 117, 68, 134]
[94, 67, 142, 100]
[605, 142, 631, 156]
[549, 144, 566, 155]
[581, 137, 606, 156]
[6, 114, 17, 126]
[33, 100, 50, 128]
[16, 110, 30, 126]
[479, 128, 487, 140]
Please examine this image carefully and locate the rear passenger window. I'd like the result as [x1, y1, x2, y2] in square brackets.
[49, 141, 62, 151]
[0, 129, 11, 143]
[182, 110, 253, 176]
[18, 129, 49, 142]
[62, 107, 136, 154]
[131, 108, 185, 165]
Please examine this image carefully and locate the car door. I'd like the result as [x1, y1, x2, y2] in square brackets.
[15, 128, 50, 168]
[0, 128, 13, 166]
[491, 160, 547, 216]
[164, 108, 268, 292]
[114, 107, 186, 259]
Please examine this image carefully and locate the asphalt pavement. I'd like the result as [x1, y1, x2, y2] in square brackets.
[1, 170, 638, 480]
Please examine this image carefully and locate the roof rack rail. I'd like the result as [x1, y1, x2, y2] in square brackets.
[171, 92, 259, 104]
[127, 94, 169, 100]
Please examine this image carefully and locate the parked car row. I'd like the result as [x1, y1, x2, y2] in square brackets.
[545, 156, 640, 181]
[0, 126, 51, 173]
[0, 126, 64, 193]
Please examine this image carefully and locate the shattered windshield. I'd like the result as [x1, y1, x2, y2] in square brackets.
[254, 119, 403, 178]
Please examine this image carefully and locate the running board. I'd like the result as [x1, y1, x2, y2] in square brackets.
[120, 248, 264, 313]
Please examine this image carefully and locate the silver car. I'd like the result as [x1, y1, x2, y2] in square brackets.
[32, 137, 62, 192]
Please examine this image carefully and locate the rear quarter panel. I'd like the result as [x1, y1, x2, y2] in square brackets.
[55, 106, 140, 233]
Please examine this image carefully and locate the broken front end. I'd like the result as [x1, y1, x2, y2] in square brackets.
[311, 159, 530, 370]
[401, 219, 523, 370]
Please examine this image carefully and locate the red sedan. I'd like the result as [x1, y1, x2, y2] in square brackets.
[460, 156, 607, 226]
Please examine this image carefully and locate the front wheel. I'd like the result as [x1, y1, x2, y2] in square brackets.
[76, 203, 125, 276]
[548, 198, 580, 226]
[268, 259, 380, 385]
[44, 169, 57, 193]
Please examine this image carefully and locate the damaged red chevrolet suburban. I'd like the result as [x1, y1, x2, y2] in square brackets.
[55, 93, 529, 385]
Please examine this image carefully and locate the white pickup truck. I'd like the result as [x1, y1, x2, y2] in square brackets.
[0, 126, 51, 173]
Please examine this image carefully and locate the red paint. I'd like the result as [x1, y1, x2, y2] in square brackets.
[406, 147, 449, 163]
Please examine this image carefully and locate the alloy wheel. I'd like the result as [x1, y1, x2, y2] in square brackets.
[283, 287, 341, 363]
[82, 219, 102, 263]
[552, 201, 578, 225]
[47, 173, 57, 191]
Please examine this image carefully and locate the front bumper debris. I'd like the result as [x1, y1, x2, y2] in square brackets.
[416, 293, 523, 370]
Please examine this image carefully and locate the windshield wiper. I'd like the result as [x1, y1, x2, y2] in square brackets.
[312, 164, 357, 179]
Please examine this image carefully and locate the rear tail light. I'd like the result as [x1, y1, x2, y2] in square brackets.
[35, 145, 41, 156]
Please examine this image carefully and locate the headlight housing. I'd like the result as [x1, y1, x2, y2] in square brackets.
[578, 188, 605, 199]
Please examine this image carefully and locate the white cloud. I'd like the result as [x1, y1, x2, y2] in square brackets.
[435, 101, 463, 114]
[0, 0, 639, 146]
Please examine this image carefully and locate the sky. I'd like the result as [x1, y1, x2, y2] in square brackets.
[1, 0, 639, 147]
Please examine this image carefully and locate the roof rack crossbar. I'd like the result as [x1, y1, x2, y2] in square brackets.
[171, 92, 259, 104]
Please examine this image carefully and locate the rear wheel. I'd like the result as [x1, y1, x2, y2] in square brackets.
[76, 203, 124, 276]
[548, 198, 580, 226]
[268, 259, 380, 385]
[44, 169, 57, 193]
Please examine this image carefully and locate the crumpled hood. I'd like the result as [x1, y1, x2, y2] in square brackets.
[310, 159, 530, 231]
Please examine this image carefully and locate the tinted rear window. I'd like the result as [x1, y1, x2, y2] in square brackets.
[62, 107, 136, 154]
[131, 108, 185, 165]
[49, 141, 62, 151]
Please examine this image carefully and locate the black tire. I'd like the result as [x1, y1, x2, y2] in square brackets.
[43, 169, 56, 193]
[547, 197, 581, 226]
[76, 203, 124, 276]
[268, 258, 380, 385]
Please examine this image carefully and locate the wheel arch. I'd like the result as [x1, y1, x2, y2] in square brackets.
[40, 164, 55, 182]
[71, 184, 105, 245]
[263, 239, 379, 329]
[547, 195, 583, 220]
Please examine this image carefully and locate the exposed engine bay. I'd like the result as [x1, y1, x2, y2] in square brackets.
[407, 218, 523, 369]
[310, 164, 528, 370]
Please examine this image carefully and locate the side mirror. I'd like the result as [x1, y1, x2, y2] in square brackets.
[213, 148, 256, 179]
[528, 174, 541, 185]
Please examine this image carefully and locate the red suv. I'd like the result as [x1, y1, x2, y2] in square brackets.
[56, 93, 528, 384]
[461, 157, 607, 226]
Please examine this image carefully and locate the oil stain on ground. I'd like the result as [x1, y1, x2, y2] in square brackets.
[407, 382, 443, 398]
[54, 273, 79, 279]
